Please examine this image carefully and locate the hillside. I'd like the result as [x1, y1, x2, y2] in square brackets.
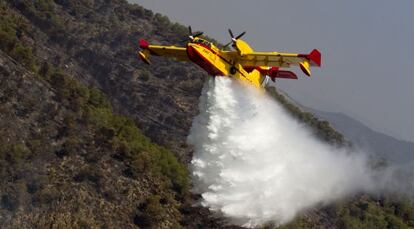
[4, 0, 207, 162]
[275, 89, 414, 165]
[0, 0, 222, 227]
[1, 0, 414, 228]
[308, 109, 414, 165]
[0, 48, 190, 227]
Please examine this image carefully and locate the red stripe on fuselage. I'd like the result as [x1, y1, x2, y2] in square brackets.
[196, 43, 233, 65]
[187, 45, 225, 76]
[187, 43, 250, 79]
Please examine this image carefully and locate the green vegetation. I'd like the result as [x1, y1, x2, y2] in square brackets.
[0, 2, 35, 70]
[1, 53, 188, 227]
[36, 59, 189, 197]
[35, 49, 187, 226]
[85, 96, 189, 195]
[134, 194, 168, 228]
[335, 196, 414, 229]
[33, 0, 54, 11]
[275, 218, 313, 229]
[31, 0, 63, 28]
[1, 2, 189, 198]
[1, 2, 190, 226]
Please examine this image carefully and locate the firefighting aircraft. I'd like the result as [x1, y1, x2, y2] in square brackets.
[138, 27, 321, 88]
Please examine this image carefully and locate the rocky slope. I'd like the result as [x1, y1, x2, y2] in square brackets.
[0, 43, 195, 228]
[0, 0, 220, 228]
[8, 0, 206, 162]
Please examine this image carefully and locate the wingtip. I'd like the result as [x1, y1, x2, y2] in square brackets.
[300, 62, 311, 77]
[139, 39, 150, 49]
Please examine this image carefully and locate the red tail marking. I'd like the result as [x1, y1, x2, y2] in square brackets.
[308, 49, 321, 66]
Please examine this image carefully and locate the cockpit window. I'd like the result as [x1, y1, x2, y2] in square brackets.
[195, 39, 210, 47]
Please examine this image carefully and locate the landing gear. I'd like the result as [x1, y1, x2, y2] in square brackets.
[230, 66, 237, 75]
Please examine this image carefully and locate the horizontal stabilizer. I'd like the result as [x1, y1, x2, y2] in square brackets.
[138, 49, 151, 64]
[299, 61, 311, 76]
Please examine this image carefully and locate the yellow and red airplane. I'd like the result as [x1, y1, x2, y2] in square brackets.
[138, 27, 321, 88]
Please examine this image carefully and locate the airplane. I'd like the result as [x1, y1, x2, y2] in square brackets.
[138, 27, 321, 88]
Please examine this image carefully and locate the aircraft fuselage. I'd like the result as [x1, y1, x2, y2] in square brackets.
[186, 39, 266, 87]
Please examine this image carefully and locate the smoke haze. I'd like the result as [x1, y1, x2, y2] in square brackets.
[188, 77, 381, 227]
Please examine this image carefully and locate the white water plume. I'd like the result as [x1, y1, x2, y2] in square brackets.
[188, 77, 378, 227]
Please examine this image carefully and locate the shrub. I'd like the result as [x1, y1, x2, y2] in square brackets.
[88, 88, 111, 109]
[66, 136, 80, 152]
[32, 186, 60, 206]
[0, 29, 17, 51]
[0, 143, 31, 164]
[74, 166, 101, 184]
[135, 195, 166, 228]
[34, 0, 54, 11]
[10, 43, 36, 70]
[139, 69, 150, 81]
[0, 5, 36, 71]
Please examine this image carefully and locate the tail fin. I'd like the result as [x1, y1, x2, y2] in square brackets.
[298, 49, 321, 77]
[308, 49, 321, 67]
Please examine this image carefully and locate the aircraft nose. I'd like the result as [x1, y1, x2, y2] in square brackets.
[187, 43, 196, 50]
[186, 43, 198, 60]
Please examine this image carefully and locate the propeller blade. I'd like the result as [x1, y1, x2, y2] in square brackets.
[223, 41, 232, 48]
[228, 29, 234, 38]
[193, 32, 204, 38]
[224, 29, 246, 50]
[235, 31, 246, 40]
[184, 26, 204, 42]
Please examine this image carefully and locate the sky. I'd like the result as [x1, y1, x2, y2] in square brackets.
[130, 0, 414, 142]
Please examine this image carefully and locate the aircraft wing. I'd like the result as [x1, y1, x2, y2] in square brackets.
[231, 49, 321, 76]
[138, 39, 190, 64]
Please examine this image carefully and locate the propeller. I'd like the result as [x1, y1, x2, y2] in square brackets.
[223, 29, 246, 48]
[185, 26, 203, 41]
